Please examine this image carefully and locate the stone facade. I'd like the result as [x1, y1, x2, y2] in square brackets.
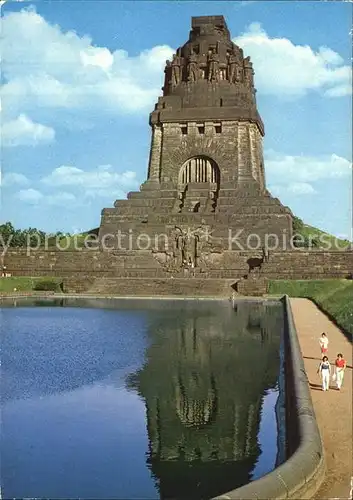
[3, 249, 353, 296]
[99, 15, 293, 257]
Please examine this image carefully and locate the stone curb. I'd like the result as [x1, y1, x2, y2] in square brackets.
[0, 293, 276, 302]
[212, 294, 325, 500]
[0, 291, 55, 297]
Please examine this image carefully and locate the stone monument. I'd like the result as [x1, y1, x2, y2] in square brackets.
[99, 15, 293, 271]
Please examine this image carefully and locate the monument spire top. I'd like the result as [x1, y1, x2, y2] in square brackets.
[191, 15, 228, 28]
[189, 15, 231, 42]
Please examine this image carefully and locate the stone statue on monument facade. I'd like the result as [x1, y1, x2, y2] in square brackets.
[187, 50, 199, 82]
[227, 53, 238, 83]
[163, 60, 172, 92]
[208, 47, 220, 82]
[243, 56, 254, 88]
[228, 46, 243, 83]
[171, 54, 182, 86]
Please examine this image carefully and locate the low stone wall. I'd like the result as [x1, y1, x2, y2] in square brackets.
[1, 249, 162, 276]
[3, 248, 353, 282]
[213, 295, 325, 499]
[2, 248, 352, 297]
[236, 276, 268, 296]
[63, 277, 236, 297]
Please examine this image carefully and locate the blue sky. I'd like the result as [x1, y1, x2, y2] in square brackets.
[1, 0, 352, 238]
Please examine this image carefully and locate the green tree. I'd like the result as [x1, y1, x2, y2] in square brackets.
[0, 222, 15, 246]
[292, 216, 304, 233]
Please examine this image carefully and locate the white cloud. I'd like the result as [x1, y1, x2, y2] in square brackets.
[13, 163, 140, 207]
[289, 182, 316, 195]
[15, 188, 80, 206]
[265, 150, 352, 182]
[2, 114, 55, 147]
[41, 164, 140, 198]
[233, 23, 352, 97]
[80, 46, 114, 72]
[269, 182, 317, 197]
[1, 172, 30, 186]
[1, 7, 174, 118]
[16, 188, 43, 204]
[45, 192, 78, 206]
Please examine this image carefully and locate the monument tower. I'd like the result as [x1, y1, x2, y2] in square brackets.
[99, 15, 292, 255]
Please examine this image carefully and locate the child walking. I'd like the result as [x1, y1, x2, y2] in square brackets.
[334, 353, 347, 390]
[317, 356, 331, 391]
[319, 332, 329, 355]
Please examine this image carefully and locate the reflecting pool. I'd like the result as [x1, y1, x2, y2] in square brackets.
[1, 298, 285, 499]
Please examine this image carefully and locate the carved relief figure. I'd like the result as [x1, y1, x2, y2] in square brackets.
[208, 48, 220, 82]
[171, 54, 182, 86]
[184, 231, 199, 267]
[170, 227, 183, 267]
[173, 226, 204, 268]
[153, 226, 218, 272]
[197, 237, 223, 273]
[187, 50, 199, 82]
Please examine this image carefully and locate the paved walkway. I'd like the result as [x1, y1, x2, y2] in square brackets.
[290, 298, 352, 500]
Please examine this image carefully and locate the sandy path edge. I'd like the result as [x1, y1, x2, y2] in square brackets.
[289, 298, 352, 500]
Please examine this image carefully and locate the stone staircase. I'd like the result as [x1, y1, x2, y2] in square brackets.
[63, 277, 238, 297]
[62, 273, 270, 297]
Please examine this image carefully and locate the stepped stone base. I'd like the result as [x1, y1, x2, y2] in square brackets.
[99, 181, 293, 250]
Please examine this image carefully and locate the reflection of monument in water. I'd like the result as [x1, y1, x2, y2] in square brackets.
[128, 303, 284, 499]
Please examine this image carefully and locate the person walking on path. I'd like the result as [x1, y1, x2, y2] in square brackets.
[290, 298, 352, 499]
[319, 332, 329, 355]
[334, 353, 347, 390]
[317, 355, 331, 391]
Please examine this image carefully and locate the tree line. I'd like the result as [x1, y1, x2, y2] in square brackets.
[0, 221, 71, 247]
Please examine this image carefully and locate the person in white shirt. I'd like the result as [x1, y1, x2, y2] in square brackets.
[317, 356, 331, 391]
[319, 332, 329, 355]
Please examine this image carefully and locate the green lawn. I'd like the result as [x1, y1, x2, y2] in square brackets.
[0, 277, 63, 293]
[269, 279, 353, 336]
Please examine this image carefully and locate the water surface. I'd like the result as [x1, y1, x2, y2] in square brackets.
[1, 298, 284, 499]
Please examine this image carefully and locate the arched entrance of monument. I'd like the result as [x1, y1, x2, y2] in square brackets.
[177, 156, 220, 213]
